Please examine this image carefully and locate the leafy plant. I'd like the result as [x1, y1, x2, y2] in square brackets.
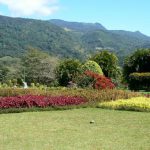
[123, 49, 150, 81]
[129, 72, 150, 91]
[76, 61, 103, 88]
[81, 60, 103, 75]
[98, 97, 150, 112]
[85, 71, 115, 89]
[55, 59, 81, 86]
[22, 48, 59, 85]
[0, 95, 86, 109]
[90, 50, 121, 79]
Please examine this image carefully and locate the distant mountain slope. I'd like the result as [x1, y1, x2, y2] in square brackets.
[82, 30, 150, 55]
[0, 16, 150, 63]
[0, 15, 83, 58]
[49, 19, 150, 56]
[49, 19, 106, 32]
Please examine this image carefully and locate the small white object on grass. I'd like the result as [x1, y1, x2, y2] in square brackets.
[90, 120, 95, 124]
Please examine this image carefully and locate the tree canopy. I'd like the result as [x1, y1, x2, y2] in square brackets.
[123, 48, 150, 81]
[90, 50, 120, 79]
[22, 48, 59, 85]
[55, 59, 81, 86]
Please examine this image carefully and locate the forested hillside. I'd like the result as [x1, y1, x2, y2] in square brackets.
[0, 15, 83, 59]
[0, 15, 150, 62]
[51, 19, 150, 58]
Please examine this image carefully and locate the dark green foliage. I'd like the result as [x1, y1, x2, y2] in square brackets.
[123, 49, 150, 81]
[22, 48, 58, 85]
[0, 65, 8, 82]
[0, 56, 22, 82]
[81, 30, 150, 63]
[0, 15, 83, 59]
[90, 50, 121, 79]
[129, 73, 150, 91]
[55, 59, 81, 86]
[0, 15, 150, 63]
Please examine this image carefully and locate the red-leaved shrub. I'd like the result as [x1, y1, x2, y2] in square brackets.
[0, 95, 86, 109]
[85, 71, 115, 89]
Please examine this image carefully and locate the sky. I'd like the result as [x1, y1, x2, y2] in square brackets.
[0, 0, 150, 36]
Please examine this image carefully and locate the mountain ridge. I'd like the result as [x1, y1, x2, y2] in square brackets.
[0, 15, 150, 63]
[49, 19, 107, 32]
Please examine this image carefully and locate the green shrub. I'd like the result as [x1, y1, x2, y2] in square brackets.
[76, 61, 103, 88]
[123, 49, 150, 82]
[55, 59, 81, 86]
[81, 60, 103, 75]
[129, 72, 150, 91]
[90, 50, 121, 79]
[98, 97, 150, 112]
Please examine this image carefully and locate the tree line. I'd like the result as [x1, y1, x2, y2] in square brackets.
[0, 48, 149, 90]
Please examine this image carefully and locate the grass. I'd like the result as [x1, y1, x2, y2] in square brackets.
[0, 108, 150, 150]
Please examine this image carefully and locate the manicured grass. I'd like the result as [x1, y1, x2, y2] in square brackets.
[0, 108, 150, 150]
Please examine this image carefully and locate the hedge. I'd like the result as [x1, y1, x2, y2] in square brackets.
[129, 72, 150, 91]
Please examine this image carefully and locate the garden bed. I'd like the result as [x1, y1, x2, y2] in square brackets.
[98, 97, 150, 112]
[0, 88, 142, 113]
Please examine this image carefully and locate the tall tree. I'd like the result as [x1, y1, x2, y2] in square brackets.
[123, 48, 150, 81]
[22, 48, 59, 85]
[55, 59, 81, 86]
[90, 50, 121, 79]
[0, 56, 22, 82]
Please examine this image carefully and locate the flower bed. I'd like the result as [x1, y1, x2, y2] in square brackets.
[98, 97, 150, 112]
[0, 95, 86, 109]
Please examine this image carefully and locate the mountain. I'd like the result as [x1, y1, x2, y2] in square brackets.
[49, 19, 150, 58]
[0, 15, 150, 64]
[0, 15, 83, 58]
[49, 19, 106, 32]
[82, 30, 150, 55]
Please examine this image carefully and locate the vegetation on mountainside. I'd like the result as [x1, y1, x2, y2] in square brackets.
[0, 15, 150, 62]
[0, 15, 83, 59]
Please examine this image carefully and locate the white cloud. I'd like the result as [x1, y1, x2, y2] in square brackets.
[0, 0, 59, 17]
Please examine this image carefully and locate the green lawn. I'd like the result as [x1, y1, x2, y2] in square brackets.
[0, 109, 150, 150]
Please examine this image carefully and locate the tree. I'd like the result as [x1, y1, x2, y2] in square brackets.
[0, 56, 22, 83]
[90, 50, 121, 79]
[0, 65, 8, 82]
[123, 48, 150, 81]
[76, 60, 103, 88]
[22, 48, 58, 85]
[55, 59, 81, 86]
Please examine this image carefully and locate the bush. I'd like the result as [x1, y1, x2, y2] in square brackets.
[55, 59, 81, 86]
[0, 95, 86, 109]
[76, 61, 103, 87]
[123, 49, 150, 81]
[90, 50, 121, 79]
[85, 71, 115, 89]
[129, 72, 150, 91]
[98, 97, 150, 112]
[81, 60, 103, 75]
